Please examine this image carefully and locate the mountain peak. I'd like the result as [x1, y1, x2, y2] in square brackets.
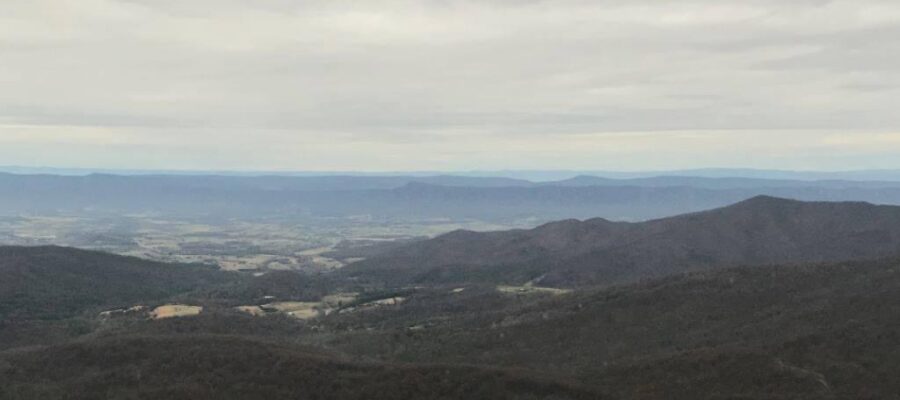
[346, 197, 900, 288]
[723, 195, 806, 212]
[737, 195, 798, 205]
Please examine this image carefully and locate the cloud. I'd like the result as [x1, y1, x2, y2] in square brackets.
[1, 0, 899, 170]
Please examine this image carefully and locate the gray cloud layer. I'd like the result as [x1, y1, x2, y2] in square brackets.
[1, 0, 899, 170]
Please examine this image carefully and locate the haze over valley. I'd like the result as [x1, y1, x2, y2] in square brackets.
[7, 171, 900, 273]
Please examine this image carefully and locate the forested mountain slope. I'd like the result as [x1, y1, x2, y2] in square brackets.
[0, 246, 235, 320]
[344, 196, 900, 286]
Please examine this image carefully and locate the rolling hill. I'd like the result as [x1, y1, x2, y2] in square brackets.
[2, 244, 900, 398]
[0, 246, 236, 320]
[317, 258, 900, 399]
[342, 196, 900, 287]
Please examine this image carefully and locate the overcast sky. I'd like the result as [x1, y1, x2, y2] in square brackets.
[1, 0, 899, 171]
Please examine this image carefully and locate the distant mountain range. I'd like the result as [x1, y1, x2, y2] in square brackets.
[6, 166, 900, 181]
[6, 172, 900, 221]
[343, 196, 900, 287]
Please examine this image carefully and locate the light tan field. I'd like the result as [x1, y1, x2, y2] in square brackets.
[150, 304, 203, 319]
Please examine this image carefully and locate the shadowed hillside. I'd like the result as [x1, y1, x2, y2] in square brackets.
[318, 258, 900, 399]
[1, 245, 899, 398]
[0, 246, 237, 320]
[0, 335, 602, 400]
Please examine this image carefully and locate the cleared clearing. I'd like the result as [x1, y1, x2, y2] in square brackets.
[261, 301, 321, 319]
[237, 293, 359, 319]
[150, 304, 203, 319]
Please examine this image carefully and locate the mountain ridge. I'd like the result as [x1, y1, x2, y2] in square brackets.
[8, 172, 900, 221]
[342, 196, 900, 287]
[0, 245, 236, 320]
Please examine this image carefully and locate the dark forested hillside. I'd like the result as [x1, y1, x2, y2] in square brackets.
[2, 244, 900, 399]
[0, 246, 236, 320]
[0, 335, 601, 400]
[318, 258, 900, 399]
[343, 196, 900, 287]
